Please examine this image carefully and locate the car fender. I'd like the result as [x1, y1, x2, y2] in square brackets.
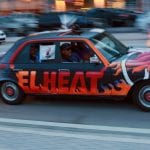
[0, 77, 18, 85]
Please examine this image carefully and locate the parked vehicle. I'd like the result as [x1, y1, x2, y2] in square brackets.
[86, 8, 138, 27]
[37, 12, 61, 31]
[0, 30, 6, 44]
[66, 11, 103, 28]
[38, 12, 96, 31]
[0, 27, 150, 111]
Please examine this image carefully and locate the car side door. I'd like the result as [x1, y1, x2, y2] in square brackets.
[12, 40, 60, 95]
[57, 39, 112, 96]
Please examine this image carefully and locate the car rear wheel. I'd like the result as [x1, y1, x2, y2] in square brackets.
[133, 81, 150, 111]
[0, 81, 24, 105]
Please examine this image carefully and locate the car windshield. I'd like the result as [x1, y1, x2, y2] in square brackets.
[90, 32, 128, 61]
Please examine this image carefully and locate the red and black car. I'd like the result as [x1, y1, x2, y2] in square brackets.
[0, 28, 150, 111]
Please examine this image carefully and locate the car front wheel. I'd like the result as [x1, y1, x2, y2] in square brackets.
[0, 81, 24, 105]
[133, 81, 150, 111]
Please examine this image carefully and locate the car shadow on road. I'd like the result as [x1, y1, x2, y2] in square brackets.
[24, 95, 133, 110]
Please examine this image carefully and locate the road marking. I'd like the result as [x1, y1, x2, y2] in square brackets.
[0, 125, 150, 144]
[0, 117, 150, 135]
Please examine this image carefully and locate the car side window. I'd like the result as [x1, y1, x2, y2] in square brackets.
[59, 41, 101, 64]
[30, 42, 56, 63]
[39, 44, 56, 63]
[30, 44, 39, 63]
[59, 42, 81, 63]
[14, 45, 30, 64]
[14, 42, 57, 64]
[29, 43, 57, 63]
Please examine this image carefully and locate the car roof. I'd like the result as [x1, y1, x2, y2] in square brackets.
[0, 28, 105, 63]
[17, 28, 105, 43]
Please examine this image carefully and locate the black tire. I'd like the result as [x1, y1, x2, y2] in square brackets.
[0, 81, 24, 105]
[133, 81, 150, 111]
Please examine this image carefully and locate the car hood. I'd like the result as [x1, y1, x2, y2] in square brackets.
[129, 47, 150, 53]
[122, 47, 150, 70]
[109, 47, 150, 86]
[124, 47, 150, 67]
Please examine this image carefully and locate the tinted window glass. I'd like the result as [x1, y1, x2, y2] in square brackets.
[15, 45, 30, 64]
[59, 41, 101, 64]
[14, 42, 57, 64]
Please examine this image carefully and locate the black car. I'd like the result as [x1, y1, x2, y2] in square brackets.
[38, 11, 94, 31]
[37, 12, 61, 31]
[86, 8, 138, 27]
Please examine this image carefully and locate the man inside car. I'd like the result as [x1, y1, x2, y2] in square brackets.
[60, 43, 81, 62]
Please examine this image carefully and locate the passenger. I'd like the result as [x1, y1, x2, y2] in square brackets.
[79, 48, 94, 63]
[60, 43, 81, 62]
[82, 51, 91, 63]
[30, 45, 39, 63]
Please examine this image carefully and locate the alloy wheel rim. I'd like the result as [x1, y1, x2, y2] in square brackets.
[139, 85, 150, 107]
[1, 82, 19, 102]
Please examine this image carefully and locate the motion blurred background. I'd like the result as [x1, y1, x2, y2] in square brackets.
[0, 0, 150, 36]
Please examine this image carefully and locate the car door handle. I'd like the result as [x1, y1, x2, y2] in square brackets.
[58, 69, 70, 72]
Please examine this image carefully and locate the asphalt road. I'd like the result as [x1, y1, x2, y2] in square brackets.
[0, 32, 150, 149]
[0, 96, 149, 128]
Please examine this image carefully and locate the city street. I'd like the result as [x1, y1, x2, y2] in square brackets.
[0, 31, 150, 149]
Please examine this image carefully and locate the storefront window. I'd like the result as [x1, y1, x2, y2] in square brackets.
[94, 0, 105, 8]
[55, 0, 66, 11]
[106, 0, 125, 8]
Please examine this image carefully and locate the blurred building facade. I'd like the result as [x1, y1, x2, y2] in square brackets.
[52, 0, 150, 11]
[0, 0, 150, 14]
[0, 0, 45, 15]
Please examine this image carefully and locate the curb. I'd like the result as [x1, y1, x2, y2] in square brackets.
[0, 118, 150, 137]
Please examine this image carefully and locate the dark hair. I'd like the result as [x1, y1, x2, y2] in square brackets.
[60, 43, 71, 51]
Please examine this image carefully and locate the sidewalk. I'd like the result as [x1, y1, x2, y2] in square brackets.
[106, 27, 140, 33]
[6, 37, 22, 43]
[113, 32, 147, 41]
